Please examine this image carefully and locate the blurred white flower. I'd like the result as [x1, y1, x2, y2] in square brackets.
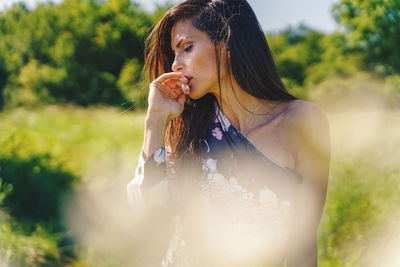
[248, 192, 255, 202]
[258, 188, 278, 207]
[208, 172, 230, 194]
[229, 177, 242, 192]
[204, 158, 217, 172]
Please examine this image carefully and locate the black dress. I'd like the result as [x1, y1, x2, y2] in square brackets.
[127, 103, 302, 266]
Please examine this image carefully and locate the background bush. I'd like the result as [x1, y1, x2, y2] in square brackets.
[0, 0, 164, 109]
[0, 152, 76, 232]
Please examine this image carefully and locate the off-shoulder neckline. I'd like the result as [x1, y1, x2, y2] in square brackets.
[214, 102, 302, 182]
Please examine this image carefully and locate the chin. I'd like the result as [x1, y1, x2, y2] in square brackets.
[187, 87, 202, 100]
[188, 92, 202, 100]
[189, 85, 215, 100]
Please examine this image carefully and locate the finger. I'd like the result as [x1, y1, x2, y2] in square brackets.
[164, 80, 185, 90]
[181, 83, 191, 95]
[155, 76, 188, 90]
[163, 76, 188, 89]
[158, 83, 181, 99]
[153, 72, 186, 84]
[152, 74, 189, 99]
[159, 80, 186, 97]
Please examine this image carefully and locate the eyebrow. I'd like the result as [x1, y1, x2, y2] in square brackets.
[176, 36, 192, 48]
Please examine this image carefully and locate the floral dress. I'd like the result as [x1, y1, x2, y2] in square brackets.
[127, 103, 302, 267]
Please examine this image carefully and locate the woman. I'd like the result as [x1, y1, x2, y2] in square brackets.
[127, 0, 330, 266]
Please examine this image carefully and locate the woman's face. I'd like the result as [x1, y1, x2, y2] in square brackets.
[170, 19, 226, 99]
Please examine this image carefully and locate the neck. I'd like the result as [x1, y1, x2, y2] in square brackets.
[214, 79, 282, 135]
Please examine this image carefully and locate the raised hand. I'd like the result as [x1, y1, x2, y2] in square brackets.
[141, 72, 191, 158]
[148, 72, 190, 121]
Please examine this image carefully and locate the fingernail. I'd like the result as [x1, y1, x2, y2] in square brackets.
[180, 77, 188, 82]
[184, 84, 190, 90]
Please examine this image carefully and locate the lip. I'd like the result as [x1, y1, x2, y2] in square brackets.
[183, 75, 193, 84]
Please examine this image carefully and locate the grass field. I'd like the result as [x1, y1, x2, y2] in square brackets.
[1, 103, 399, 266]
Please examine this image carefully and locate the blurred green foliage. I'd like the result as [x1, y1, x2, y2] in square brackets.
[0, 0, 166, 109]
[0, 104, 398, 266]
[0, 222, 64, 266]
[268, 25, 362, 99]
[0, 106, 145, 265]
[267, 0, 400, 99]
[319, 157, 400, 266]
[0, 156, 71, 266]
[332, 0, 400, 74]
[0, 152, 76, 232]
[0, 0, 399, 107]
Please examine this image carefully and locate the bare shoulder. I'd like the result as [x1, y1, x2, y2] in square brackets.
[283, 100, 330, 164]
[284, 99, 329, 131]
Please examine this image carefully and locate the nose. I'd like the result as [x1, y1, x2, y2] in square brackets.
[171, 55, 184, 72]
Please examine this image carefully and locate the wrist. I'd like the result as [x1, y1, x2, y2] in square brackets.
[145, 111, 170, 130]
[142, 111, 169, 159]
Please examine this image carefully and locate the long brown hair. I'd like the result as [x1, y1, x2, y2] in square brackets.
[144, 0, 296, 167]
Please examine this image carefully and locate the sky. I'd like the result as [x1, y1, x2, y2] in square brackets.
[0, 0, 339, 33]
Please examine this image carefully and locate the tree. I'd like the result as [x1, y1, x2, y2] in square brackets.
[267, 25, 327, 98]
[333, 0, 400, 74]
[0, 0, 157, 108]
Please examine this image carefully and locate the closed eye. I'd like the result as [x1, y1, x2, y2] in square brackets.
[184, 44, 193, 52]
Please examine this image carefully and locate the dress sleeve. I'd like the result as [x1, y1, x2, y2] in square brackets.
[127, 145, 169, 211]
